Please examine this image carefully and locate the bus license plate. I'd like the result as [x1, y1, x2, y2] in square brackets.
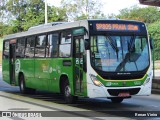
[118, 93, 130, 97]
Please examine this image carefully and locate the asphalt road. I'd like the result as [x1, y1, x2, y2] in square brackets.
[0, 71, 160, 120]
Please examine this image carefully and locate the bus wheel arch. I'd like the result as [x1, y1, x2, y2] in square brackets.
[18, 72, 24, 86]
[59, 75, 68, 94]
[18, 72, 27, 94]
[18, 72, 35, 94]
[59, 75, 77, 104]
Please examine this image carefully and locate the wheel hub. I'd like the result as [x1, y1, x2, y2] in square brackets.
[65, 86, 71, 97]
[20, 81, 23, 90]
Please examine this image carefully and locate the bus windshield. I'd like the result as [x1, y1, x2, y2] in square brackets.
[90, 35, 150, 72]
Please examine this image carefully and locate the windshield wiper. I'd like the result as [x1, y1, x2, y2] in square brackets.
[107, 36, 119, 52]
[106, 36, 119, 60]
[128, 35, 135, 53]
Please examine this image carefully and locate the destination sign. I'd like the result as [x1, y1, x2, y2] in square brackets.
[96, 23, 139, 31]
[10, 39, 16, 44]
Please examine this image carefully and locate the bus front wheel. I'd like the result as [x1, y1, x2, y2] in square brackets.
[63, 80, 77, 104]
[110, 97, 123, 103]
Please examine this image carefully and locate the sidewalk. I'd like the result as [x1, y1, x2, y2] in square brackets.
[152, 70, 160, 94]
[152, 77, 160, 94]
[154, 70, 160, 77]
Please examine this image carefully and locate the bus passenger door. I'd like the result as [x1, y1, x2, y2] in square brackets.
[9, 43, 16, 85]
[73, 36, 85, 95]
[2, 41, 10, 84]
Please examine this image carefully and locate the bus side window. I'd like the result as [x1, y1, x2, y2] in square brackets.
[25, 36, 35, 58]
[16, 38, 25, 58]
[47, 33, 59, 58]
[59, 31, 71, 57]
[3, 41, 9, 59]
[35, 35, 46, 58]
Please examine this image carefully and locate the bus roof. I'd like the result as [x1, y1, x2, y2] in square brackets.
[4, 19, 144, 40]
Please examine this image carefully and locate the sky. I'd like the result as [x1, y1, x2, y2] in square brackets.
[46, 0, 148, 15]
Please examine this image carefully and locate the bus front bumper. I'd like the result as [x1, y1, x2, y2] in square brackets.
[87, 80, 152, 98]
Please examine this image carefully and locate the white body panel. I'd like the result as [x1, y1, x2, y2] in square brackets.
[86, 50, 153, 98]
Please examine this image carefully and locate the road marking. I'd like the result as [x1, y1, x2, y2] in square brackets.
[148, 105, 159, 108]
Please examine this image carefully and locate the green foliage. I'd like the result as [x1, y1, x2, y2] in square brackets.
[48, 6, 67, 22]
[5, 0, 28, 31]
[0, 22, 17, 36]
[117, 6, 160, 23]
[20, 0, 45, 31]
[0, 22, 3, 37]
[0, 38, 3, 51]
[61, 0, 105, 21]
[0, 0, 106, 36]
[148, 21, 160, 60]
[0, 0, 67, 35]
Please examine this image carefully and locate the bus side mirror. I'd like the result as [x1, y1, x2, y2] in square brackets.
[150, 37, 154, 50]
[84, 39, 90, 50]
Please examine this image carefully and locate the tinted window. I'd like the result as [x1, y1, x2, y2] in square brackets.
[59, 44, 71, 57]
[59, 31, 71, 57]
[25, 36, 35, 58]
[35, 35, 46, 57]
[61, 31, 71, 44]
[16, 38, 25, 58]
[47, 33, 59, 57]
[3, 41, 9, 58]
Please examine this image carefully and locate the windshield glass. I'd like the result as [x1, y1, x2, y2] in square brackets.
[90, 35, 149, 72]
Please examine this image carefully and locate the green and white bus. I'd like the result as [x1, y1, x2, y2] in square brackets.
[2, 20, 153, 103]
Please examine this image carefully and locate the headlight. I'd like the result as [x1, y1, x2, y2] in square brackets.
[143, 71, 152, 85]
[90, 74, 103, 87]
[143, 77, 150, 85]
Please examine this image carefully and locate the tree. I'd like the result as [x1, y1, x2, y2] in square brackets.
[117, 6, 160, 24]
[0, 22, 3, 37]
[19, 0, 46, 31]
[0, 0, 67, 35]
[48, 6, 67, 23]
[0, 0, 7, 22]
[21, 1, 67, 31]
[148, 21, 160, 60]
[4, 0, 28, 31]
[61, 0, 105, 21]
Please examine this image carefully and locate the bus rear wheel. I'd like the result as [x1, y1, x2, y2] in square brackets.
[110, 97, 123, 103]
[19, 74, 35, 94]
[63, 80, 77, 104]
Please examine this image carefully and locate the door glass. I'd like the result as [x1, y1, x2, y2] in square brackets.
[74, 37, 84, 93]
[10, 44, 16, 84]
[3, 41, 9, 59]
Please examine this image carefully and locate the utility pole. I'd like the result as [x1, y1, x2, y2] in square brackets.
[45, 0, 48, 24]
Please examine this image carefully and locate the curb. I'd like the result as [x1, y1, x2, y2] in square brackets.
[152, 89, 160, 94]
[152, 78, 160, 94]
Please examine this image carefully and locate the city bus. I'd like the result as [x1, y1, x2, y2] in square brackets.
[2, 20, 153, 103]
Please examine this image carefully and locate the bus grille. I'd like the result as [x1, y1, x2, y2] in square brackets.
[107, 88, 141, 96]
[100, 74, 145, 80]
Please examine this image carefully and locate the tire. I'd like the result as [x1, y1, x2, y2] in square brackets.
[110, 97, 123, 103]
[63, 79, 77, 104]
[19, 74, 35, 94]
